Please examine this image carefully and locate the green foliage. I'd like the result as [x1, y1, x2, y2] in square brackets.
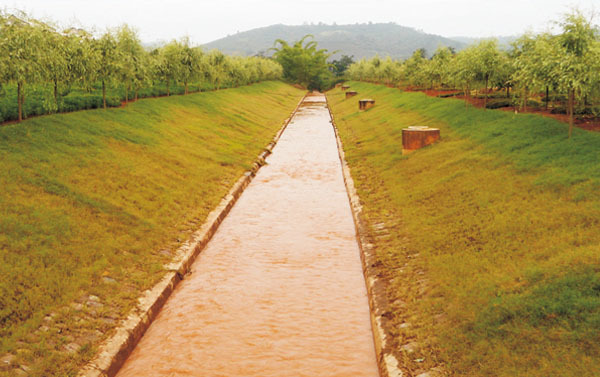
[330, 54, 354, 77]
[271, 35, 333, 90]
[0, 10, 283, 123]
[346, 8, 600, 136]
[485, 98, 512, 109]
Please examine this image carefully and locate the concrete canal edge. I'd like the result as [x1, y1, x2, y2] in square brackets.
[326, 95, 404, 377]
[78, 92, 308, 377]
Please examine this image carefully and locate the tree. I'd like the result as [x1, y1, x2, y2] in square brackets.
[451, 46, 478, 107]
[153, 41, 183, 96]
[472, 40, 503, 110]
[63, 27, 98, 94]
[330, 55, 354, 77]
[511, 34, 538, 111]
[204, 50, 228, 90]
[403, 49, 429, 88]
[36, 21, 70, 113]
[271, 35, 333, 90]
[553, 10, 600, 137]
[428, 46, 454, 89]
[94, 30, 120, 109]
[0, 11, 44, 121]
[179, 38, 202, 94]
[116, 24, 145, 103]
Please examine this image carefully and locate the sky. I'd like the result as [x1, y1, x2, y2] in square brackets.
[1, 0, 597, 44]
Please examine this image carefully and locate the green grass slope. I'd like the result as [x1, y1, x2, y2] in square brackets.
[328, 82, 600, 376]
[0, 81, 304, 376]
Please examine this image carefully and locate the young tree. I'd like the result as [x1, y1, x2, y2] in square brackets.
[472, 40, 503, 110]
[179, 38, 202, 94]
[36, 21, 70, 113]
[63, 27, 98, 94]
[0, 12, 44, 121]
[153, 41, 184, 96]
[204, 50, 228, 90]
[511, 33, 539, 111]
[94, 30, 120, 108]
[553, 10, 600, 137]
[116, 24, 145, 103]
[403, 49, 429, 88]
[451, 46, 478, 107]
[428, 46, 454, 89]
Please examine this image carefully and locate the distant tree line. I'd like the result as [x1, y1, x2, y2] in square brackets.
[347, 10, 600, 137]
[0, 11, 283, 122]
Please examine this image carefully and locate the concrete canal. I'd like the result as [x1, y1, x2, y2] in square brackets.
[116, 93, 379, 377]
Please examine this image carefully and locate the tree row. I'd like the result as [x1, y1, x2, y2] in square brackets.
[347, 10, 600, 137]
[0, 11, 283, 122]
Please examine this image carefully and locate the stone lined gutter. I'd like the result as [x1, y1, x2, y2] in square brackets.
[326, 95, 403, 377]
[79, 92, 308, 377]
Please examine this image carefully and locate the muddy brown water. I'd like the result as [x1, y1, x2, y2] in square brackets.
[116, 93, 379, 377]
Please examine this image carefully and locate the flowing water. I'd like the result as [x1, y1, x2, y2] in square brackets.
[116, 93, 379, 377]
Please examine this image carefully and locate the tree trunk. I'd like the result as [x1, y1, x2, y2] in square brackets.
[102, 80, 107, 109]
[184, 81, 188, 95]
[483, 75, 489, 111]
[521, 88, 528, 112]
[545, 86, 549, 111]
[125, 85, 128, 104]
[54, 78, 59, 110]
[568, 88, 575, 139]
[135, 89, 138, 101]
[166, 78, 170, 96]
[17, 82, 23, 122]
[506, 86, 510, 98]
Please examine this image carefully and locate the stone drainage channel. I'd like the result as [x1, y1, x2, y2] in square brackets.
[115, 93, 380, 377]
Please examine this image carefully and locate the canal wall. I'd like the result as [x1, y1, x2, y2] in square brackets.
[327, 96, 404, 377]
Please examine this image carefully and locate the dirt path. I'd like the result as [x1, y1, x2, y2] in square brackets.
[115, 93, 379, 377]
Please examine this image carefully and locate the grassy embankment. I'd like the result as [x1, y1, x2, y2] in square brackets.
[0, 81, 305, 376]
[328, 82, 600, 377]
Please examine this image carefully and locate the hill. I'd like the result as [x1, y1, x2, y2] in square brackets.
[202, 23, 466, 60]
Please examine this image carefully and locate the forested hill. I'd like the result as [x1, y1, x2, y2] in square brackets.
[202, 23, 466, 60]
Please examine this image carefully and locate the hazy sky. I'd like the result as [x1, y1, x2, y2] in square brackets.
[2, 0, 597, 44]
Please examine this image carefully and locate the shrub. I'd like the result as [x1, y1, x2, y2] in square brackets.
[486, 99, 513, 109]
[438, 91, 463, 98]
[527, 99, 543, 109]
